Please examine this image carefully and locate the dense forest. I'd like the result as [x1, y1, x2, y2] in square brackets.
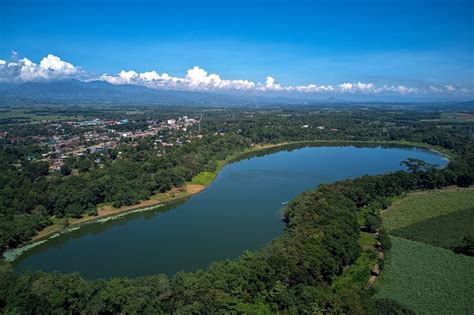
[0, 105, 473, 313]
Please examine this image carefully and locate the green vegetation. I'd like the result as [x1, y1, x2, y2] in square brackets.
[1, 105, 474, 313]
[440, 112, 474, 123]
[373, 298, 416, 315]
[375, 236, 474, 314]
[332, 232, 377, 289]
[190, 171, 217, 185]
[0, 108, 83, 123]
[378, 183, 474, 313]
[392, 207, 474, 249]
[382, 187, 474, 231]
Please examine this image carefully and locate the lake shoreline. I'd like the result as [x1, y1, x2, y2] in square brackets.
[2, 140, 450, 262]
[28, 183, 207, 243]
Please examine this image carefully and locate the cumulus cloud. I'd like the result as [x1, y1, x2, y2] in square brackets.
[102, 65, 255, 91]
[381, 85, 418, 95]
[430, 86, 442, 92]
[336, 82, 421, 95]
[338, 82, 378, 93]
[0, 53, 82, 82]
[0, 53, 469, 96]
[446, 84, 456, 92]
[256, 76, 282, 91]
[293, 84, 334, 93]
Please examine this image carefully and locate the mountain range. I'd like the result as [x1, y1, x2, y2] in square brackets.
[0, 80, 472, 107]
[0, 80, 307, 106]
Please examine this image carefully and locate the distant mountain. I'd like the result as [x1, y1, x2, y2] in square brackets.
[0, 79, 303, 106]
[0, 80, 243, 106]
[0, 83, 18, 91]
[0, 80, 365, 106]
[0, 80, 472, 107]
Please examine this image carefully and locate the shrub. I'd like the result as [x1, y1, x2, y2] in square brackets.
[378, 228, 392, 250]
[452, 236, 474, 256]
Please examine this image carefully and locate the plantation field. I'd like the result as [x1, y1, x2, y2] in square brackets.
[392, 207, 474, 249]
[382, 187, 474, 231]
[0, 109, 82, 122]
[375, 236, 474, 314]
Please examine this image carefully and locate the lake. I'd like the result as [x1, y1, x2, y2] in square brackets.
[12, 144, 447, 279]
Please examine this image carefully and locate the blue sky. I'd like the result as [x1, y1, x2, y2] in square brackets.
[0, 0, 473, 99]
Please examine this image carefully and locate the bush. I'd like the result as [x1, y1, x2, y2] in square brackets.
[378, 228, 392, 250]
[87, 209, 99, 217]
[452, 236, 474, 256]
[456, 175, 472, 187]
[365, 214, 382, 232]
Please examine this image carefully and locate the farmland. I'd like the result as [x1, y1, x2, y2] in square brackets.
[375, 236, 474, 314]
[392, 207, 474, 249]
[377, 187, 474, 314]
[382, 187, 474, 231]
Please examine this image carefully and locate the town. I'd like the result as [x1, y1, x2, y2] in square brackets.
[0, 114, 202, 172]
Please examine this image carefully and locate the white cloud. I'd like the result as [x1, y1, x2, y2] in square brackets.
[338, 82, 378, 93]
[338, 82, 353, 92]
[380, 85, 418, 95]
[39, 54, 77, 75]
[335, 83, 422, 95]
[0, 53, 82, 82]
[294, 84, 334, 93]
[139, 71, 160, 81]
[430, 86, 442, 92]
[257, 76, 283, 91]
[0, 53, 469, 97]
[443, 85, 471, 93]
[446, 84, 456, 92]
[102, 65, 255, 91]
[118, 70, 139, 82]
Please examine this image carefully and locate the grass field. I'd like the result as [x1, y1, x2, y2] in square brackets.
[382, 186, 474, 231]
[392, 207, 474, 249]
[440, 112, 474, 122]
[377, 187, 474, 314]
[421, 113, 474, 123]
[0, 109, 82, 122]
[375, 236, 474, 314]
